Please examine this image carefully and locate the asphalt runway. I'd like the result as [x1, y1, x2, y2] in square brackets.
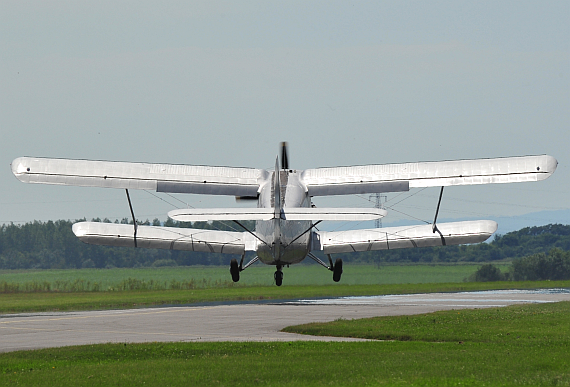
[2, 289, 569, 353]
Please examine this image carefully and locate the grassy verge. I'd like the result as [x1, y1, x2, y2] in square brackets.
[1, 280, 569, 314]
[2, 302, 569, 386]
[0, 263, 511, 292]
[283, 299, 570, 343]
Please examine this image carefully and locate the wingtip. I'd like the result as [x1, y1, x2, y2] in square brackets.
[10, 157, 29, 181]
[11, 157, 23, 174]
[484, 220, 499, 235]
[72, 222, 88, 238]
[545, 155, 558, 174]
[535, 155, 558, 181]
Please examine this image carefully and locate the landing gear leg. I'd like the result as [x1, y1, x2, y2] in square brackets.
[230, 258, 240, 282]
[332, 258, 343, 282]
[274, 265, 283, 286]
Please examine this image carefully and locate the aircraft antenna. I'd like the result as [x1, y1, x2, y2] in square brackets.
[369, 193, 386, 228]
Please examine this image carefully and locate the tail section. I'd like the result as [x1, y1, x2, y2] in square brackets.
[273, 157, 282, 260]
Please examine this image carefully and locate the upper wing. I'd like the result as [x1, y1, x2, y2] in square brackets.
[72, 222, 253, 254]
[313, 220, 497, 254]
[302, 155, 557, 196]
[11, 157, 266, 197]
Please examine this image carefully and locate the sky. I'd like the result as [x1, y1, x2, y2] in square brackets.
[0, 0, 568, 231]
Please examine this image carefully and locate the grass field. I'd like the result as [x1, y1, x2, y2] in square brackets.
[0, 262, 511, 291]
[1, 302, 569, 386]
[1, 265, 569, 385]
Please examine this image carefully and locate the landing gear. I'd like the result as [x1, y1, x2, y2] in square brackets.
[229, 255, 259, 283]
[230, 258, 240, 282]
[274, 265, 283, 286]
[307, 253, 344, 283]
[332, 258, 343, 282]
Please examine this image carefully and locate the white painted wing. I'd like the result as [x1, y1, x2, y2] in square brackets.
[72, 222, 248, 254]
[11, 157, 266, 196]
[302, 155, 557, 196]
[313, 220, 497, 254]
[168, 207, 387, 222]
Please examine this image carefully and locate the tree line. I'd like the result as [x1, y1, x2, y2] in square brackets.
[1, 220, 569, 270]
[0, 218, 247, 270]
[470, 248, 570, 282]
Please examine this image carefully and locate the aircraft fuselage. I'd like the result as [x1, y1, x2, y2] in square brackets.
[255, 169, 312, 265]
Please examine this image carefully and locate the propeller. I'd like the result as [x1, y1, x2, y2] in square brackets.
[235, 141, 289, 202]
[235, 195, 259, 202]
[280, 141, 289, 170]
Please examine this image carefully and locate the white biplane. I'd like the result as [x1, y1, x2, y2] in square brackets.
[11, 143, 557, 286]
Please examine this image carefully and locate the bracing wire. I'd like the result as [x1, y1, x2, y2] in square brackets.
[142, 190, 243, 233]
[163, 192, 194, 209]
[143, 190, 187, 209]
[385, 187, 428, 207]
[383, 206, 431, 224]
[355, 187, 432, 225]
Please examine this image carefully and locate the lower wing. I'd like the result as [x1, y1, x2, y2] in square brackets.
[72, 222, 250, 254]
[313, 220, 497, 254]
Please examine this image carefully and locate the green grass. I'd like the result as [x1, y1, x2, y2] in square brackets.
[2, 302, 569, 386]
[0, 263, 510, 292]
[284, 299, 570, 343]
[1, 280, 569, 314]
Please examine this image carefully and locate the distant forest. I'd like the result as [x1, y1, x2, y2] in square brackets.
[1, 219, 569, 270]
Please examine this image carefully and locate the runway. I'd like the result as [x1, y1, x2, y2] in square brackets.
[1, 289, 569, 353]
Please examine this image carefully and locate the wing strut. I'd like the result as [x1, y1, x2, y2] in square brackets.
[307, 252, 333, 271]
[240, 255, 260, 271]
[431, 187, 446, 246]
[125, 189, 138, 248]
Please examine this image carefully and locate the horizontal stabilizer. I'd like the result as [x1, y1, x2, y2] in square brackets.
[314, 220, 497, 254]
[169, 208, 274, 221]
[72, 222, 246, 254]
[280, 207, 387, 221]
[168, 207, 387, 222]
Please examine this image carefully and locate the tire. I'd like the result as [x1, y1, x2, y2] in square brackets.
[332, 258, 343, 282]
[230, 258, 240, 282]
[274, 270, 283, 286]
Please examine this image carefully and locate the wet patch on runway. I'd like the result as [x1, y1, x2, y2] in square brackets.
[284, 289, 570, 306]
[0, 311, 83, 319]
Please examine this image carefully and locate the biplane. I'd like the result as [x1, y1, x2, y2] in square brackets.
[11, 143, 557, 285]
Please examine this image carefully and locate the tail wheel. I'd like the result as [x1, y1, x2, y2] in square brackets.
[274, 269, 283, 286]
[230, 258, 240, 282]
[332, 258, 343, 282]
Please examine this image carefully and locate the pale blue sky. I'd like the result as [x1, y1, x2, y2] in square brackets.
[1, 1, 568, 228]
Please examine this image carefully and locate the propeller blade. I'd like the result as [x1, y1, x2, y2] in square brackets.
[280, 141, 289, 170]
[235, 195, 259, 202]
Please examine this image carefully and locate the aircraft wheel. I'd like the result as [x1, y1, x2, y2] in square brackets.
[230, 258, 240, 282]
[274, 270, 283, 287]
[332, 258, 343, 282]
